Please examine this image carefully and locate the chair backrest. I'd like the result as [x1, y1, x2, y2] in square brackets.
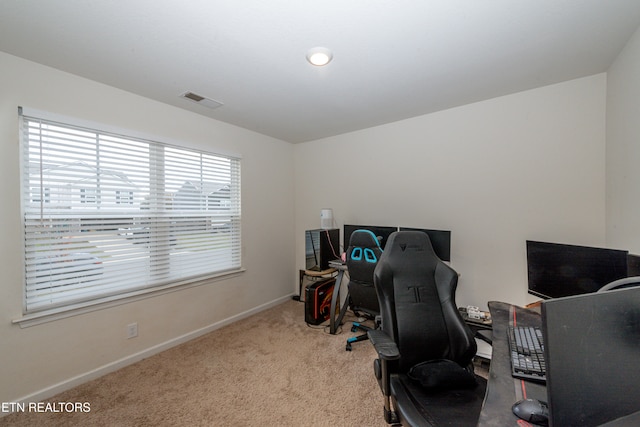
[346, 229, 383, 314]
[598, 276, 640, 292]
[374, 231, 476, 372]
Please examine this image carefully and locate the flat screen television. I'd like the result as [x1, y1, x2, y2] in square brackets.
[343, 225, 397, 250]
[399, 227, 451, 262]
[526, 240, 629, 299]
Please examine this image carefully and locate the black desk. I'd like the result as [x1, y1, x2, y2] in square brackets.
[478, 301, 547, 427]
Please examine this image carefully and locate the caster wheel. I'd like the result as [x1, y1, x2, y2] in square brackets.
[351, 326, 358, 332]
[346, 344, 352, 351]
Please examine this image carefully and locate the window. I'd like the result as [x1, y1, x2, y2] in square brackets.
[116, 190, 134, 205]
[20, 108, 241, 314]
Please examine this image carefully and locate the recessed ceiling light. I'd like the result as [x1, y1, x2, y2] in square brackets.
[306, 47, 333, 66]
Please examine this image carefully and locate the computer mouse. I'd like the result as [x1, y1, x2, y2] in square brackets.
[512, 398, 549, 426]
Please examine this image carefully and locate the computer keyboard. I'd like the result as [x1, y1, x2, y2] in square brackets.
[507, 325, 546, 383]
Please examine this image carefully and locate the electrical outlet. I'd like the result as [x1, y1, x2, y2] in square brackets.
[127, 322, 138, 339]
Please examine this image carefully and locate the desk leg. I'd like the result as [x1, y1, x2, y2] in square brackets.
[297, 270, 305, 301]
[330, 270, 348, 334]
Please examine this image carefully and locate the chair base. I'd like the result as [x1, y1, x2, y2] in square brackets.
[345, 321, 373, 351]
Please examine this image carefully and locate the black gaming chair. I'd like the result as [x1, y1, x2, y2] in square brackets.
[368, 231, 487, 426]
[345, 229, 383, 351]
[598, 276, 640, 292]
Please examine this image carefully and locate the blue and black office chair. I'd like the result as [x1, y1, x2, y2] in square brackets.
[368, 231, 487, 426]
[345, 229, 383, 351]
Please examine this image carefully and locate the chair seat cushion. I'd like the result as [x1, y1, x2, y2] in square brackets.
[408, 359, 477, 390]
[391, 374, 487, 427]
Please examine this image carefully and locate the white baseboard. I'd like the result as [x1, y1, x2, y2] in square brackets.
[4, 294, 293, 415]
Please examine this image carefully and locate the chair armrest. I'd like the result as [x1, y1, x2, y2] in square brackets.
[368, 329, 400, 423]
[368, 329, 400, 360]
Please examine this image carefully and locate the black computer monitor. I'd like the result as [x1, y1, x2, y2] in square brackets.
[627, 253, 640, 276]
[526, 240, 628, 299]
[542, 286, 640, 426]
[343, 225, 397, 250]
[399, 227, 451, 262]
[305, 229, 340, 271]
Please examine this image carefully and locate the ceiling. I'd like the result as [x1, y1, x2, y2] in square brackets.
[2, 1, 640, 144]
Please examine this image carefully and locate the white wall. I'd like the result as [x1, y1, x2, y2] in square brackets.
[0, 52, 295, 403]
[294, 74, 608, 309]
[607, 26, 640, 254]
[1, 38, 626, 405]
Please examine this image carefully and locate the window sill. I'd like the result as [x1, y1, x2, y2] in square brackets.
[13, 268, 245, 328]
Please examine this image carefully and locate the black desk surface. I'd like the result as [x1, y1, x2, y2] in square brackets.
[477, 301, 547, 427]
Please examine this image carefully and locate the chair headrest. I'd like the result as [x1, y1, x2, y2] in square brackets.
[347, 230, 383, 282]
[383, 231, 436, 258]
[348, 229, 383, 250]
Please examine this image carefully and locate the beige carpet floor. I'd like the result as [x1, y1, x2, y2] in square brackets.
[0, 300, 390, 427]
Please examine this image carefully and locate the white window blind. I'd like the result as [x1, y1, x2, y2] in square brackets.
[20, 109, 241, 314]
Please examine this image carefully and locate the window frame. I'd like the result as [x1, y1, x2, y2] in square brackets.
[18, 107, 243, 322]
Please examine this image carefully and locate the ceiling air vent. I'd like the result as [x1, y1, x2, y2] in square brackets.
[180, 92, 223, 110]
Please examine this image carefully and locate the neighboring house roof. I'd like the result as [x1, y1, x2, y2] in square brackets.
[31, 161, 140, 189]
[177, 181, 230, 195]
[173, 181, 230, 210]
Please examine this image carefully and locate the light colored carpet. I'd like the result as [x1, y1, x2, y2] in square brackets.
[0, 300, 389, 427]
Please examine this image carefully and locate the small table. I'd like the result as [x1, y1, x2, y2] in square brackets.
[297, 267, 348, 334]
[296, 268, 337, 302]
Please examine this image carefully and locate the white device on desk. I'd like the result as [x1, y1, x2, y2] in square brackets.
[466, 305, 490, 320]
